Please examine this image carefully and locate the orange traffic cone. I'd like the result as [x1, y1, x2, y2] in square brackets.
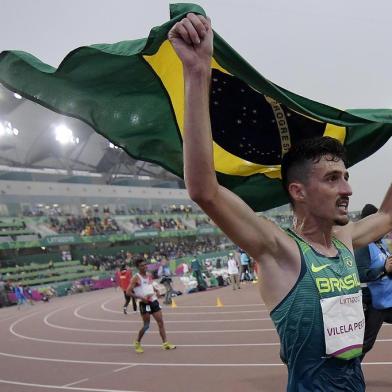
[171, 299, 177, 308]
[216, 297, 223, 307]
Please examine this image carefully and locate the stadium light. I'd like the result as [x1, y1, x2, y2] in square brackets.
[0, 120, 19, 138]
[54, 124, 79, 145]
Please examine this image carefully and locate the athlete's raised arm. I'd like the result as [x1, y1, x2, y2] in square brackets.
[334, 183, 392, 249]
[352, 184, 392, 248]
[168, 14, 290, 261]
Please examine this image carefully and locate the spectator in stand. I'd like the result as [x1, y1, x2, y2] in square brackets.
[48, 214, 122, 236]
[78, 236, 230, 272]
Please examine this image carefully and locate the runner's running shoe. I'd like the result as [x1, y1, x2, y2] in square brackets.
[134, 340, 144, 353]
[162, 341, 176, 350]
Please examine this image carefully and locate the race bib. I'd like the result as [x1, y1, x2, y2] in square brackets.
[320, 291, 364, 360]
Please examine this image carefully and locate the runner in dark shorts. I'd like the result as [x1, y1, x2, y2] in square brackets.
[139, 299, 161, 315]
[127, 258, 176, 353]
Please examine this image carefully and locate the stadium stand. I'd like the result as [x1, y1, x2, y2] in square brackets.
[0, 82, 324, 306]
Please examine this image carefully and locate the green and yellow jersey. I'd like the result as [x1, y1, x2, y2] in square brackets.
[270, 230, 365, 391]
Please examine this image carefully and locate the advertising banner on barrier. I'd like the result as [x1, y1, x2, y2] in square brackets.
[0, 227, 222, 250]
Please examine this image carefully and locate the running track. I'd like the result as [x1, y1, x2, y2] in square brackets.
[1, 282, 391, 392]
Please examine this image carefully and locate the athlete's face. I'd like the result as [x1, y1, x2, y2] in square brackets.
[302, 156, 352, 226]
[138, 262, 147, 274]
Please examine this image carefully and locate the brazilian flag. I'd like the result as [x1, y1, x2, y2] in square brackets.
[0, 3, 391, 211]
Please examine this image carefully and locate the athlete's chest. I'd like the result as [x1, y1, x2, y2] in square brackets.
[305, 251, 360, 297]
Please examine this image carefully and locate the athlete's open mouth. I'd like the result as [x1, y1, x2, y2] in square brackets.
[336, 198, 349, 213]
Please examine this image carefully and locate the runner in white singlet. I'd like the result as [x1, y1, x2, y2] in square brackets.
[127, 258, 176, 353]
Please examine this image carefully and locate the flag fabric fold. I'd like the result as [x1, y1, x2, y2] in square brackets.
[0, 3, 391, 211]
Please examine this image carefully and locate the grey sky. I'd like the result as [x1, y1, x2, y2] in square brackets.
[1, 0, 391, 210]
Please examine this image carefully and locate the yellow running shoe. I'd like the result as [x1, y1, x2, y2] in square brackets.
[162, 341, 176, 350]
[134, 340, 144, 353]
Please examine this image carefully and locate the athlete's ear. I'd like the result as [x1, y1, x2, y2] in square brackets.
[288, 182, 306, 203]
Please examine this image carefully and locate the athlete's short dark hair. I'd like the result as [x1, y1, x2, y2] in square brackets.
[134, 257, 146, 268]
[281, 136, 348, 206]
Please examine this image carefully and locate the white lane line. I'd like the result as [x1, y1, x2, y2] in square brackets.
[0, 309, 38, 323]
[104, 308, 269, 316]
[162, 310, 269, 315]
[10, 304, 392, 345]
[9, 309, 279, 346]
[74, 304, 271, 324]
[113, 364, 138, 373]
[62, 378, 89, 387]
[12, 310, 392, 348]
[101, 299, 269, 315]
[0, 352, 284, 366]
[177, 304, 266, 308]
[0, 314, 29, 323]
[0, 378, 143, 392]
[362, 362, 392, 365]
[100, 298, 120, 313]
[102, 296, 266, 309]
[44, 305, 275, 333]
[77, 315, 271, 324]
[10, 331, 279, 346]
[45, 314, 276, 334]
[1, 351, 392, 368]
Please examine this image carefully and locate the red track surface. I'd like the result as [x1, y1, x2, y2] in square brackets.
[0, 282, 391, 392]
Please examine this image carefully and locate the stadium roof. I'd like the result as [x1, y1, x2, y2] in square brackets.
[0, 84, 179, 182]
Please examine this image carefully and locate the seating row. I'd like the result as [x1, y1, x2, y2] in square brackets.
[0, 260, 81, 274]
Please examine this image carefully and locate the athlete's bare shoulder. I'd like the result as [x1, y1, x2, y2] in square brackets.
[258, 221, 300, 266]
[333, 223, 354, 253]
[257, 227, 302, 310]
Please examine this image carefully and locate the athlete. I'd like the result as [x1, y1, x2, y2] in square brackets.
[116, 264, 136, 314]
[168, 13, 392, 391]
[127, 258, 176, 353]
